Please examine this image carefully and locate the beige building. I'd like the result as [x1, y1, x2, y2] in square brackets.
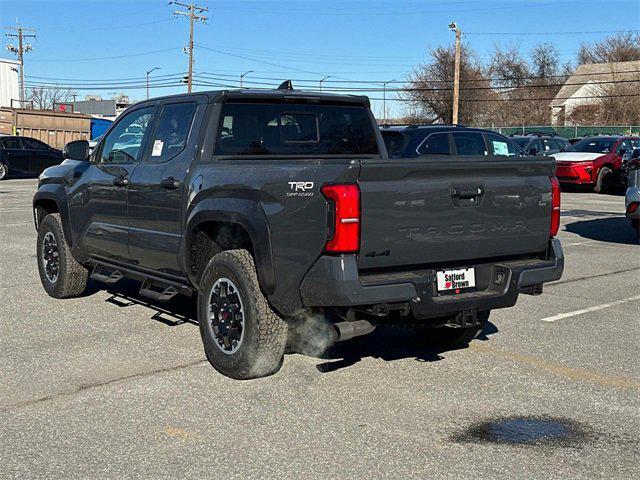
[550, 60, 640, 126]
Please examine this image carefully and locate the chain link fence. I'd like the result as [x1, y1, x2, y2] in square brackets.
[485, 125, 640, 138]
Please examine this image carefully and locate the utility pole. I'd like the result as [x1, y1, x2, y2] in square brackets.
[382, 79, 396, 123]
[171, 1, 208, 93]
[240, 70, 253, 88]
[449, 22, 461, 125]
[146, 67, 160, 99]
[4, 26, 36, 105]
[319, 75, 331, 92]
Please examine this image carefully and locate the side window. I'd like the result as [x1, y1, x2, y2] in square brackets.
[486, 133, 519, 157]
[22, 138, 49, 150]
[616, 140, 631, 154]
[417, 133, 450, 155]
[2, 138, 23, 149]
[148, 102, 197, 163]
[452, 132, 487, 156]
[99, 107, 155, 164]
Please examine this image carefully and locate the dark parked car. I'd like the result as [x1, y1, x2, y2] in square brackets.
[509, 132, 570, 157]
[33, 89, 563, 379]
[0, 136, 63, 180]
[380, 124, 524, 158]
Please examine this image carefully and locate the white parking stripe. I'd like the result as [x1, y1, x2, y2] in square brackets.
[541, 294, 640, 322]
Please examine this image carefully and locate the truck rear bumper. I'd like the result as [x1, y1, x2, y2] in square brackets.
[300, 239, 564, 318]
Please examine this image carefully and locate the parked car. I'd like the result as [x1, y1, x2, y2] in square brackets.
[380, 124, 524, 158]
[509, 132, 570, 156]
[33, 89, 563, 379]
[0, 136, 63, 180]
[552, 135, 640, 193]
[624, 148, 640, 234]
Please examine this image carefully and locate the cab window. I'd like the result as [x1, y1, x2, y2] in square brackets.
[99, 107, 155, 164]
[147, 102, 197, 163]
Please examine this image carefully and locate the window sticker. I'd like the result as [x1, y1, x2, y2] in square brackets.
[152, 139, 164, 156]
[492, 140, 509, 155]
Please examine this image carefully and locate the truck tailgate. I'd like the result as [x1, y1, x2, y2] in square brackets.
[357, 156, 555, 270]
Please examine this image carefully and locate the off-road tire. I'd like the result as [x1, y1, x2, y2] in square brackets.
[0, 162, 8, 180]
[425, 311, 490, 347]
[37, 213, 88, 298]
[594, 166, 613, 194]
[198, 249, 288, 379]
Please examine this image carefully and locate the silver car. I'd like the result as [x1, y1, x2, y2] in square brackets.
[624, 148, 640, 234]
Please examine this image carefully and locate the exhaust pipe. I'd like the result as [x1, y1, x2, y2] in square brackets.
[330, 320, 375, 342]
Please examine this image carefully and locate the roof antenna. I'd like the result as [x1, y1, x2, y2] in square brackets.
[277, 80, 293, 90]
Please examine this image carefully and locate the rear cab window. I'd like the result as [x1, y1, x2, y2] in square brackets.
[214, 103, 379, 156]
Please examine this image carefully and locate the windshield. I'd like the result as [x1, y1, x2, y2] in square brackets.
[568, 138, 616, 153]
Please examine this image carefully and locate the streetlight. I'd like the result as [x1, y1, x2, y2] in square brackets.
[240, 70, 254, 88]
[146, 67, 161, 99]
[319, 75, 331, 92]
[382, 79, 396, 123]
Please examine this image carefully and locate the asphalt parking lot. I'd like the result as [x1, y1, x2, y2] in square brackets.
[1, 178, 639, 479]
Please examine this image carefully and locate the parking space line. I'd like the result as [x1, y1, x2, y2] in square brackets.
[471, 343, 640, 390]
[541, 294, 640, 322]
[0, 222, 31, 227]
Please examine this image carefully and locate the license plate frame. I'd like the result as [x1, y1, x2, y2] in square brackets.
[436, 267, 476, 294]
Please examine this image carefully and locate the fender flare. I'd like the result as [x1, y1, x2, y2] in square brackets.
[33, 184, 73, 247]
[183, 197, 276, 296]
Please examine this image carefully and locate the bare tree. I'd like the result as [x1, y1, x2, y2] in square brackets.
[27, 85, 73, 110]
[404, 43, 496, 125]
[578, 32, 640, 64]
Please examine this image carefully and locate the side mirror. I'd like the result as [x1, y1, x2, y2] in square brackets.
[529, 147, 539, 156]
[63, 140, 90, 161]
[618, 148, 627, 156]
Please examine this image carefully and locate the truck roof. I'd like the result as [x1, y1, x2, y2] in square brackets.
[136, 89, 371, 107]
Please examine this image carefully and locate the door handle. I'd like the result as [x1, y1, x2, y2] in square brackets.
[113, 176, 129, 187]
[451, 186, 483, 199]
[160, 177, 180, 190]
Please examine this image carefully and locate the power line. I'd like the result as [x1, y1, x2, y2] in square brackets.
[466, 29, 640, 36]
[29, 47, 180, 63]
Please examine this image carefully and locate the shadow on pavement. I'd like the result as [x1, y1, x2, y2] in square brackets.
[564, 217, 639, 245]
[313, 321, 498, 374]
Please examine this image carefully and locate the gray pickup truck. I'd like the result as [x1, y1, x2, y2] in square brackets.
[33, 87, 563, 379]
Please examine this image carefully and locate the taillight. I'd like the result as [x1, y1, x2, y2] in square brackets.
[550, 176, 561, 237]
[627, 202, 639, 214]
[321, 184, 360, 253]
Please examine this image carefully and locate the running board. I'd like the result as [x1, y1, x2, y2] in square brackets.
[90, 265, 124, 285]
[139, 279, 179, 303]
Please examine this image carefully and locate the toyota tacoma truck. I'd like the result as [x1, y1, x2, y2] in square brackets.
[33, 87, 564, 379]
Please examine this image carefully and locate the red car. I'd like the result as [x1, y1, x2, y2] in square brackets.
[552, 136, 640, 193]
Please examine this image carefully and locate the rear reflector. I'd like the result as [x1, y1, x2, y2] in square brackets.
[627, 202, 639, 214]
[550, 176, 561, 237]
[321, 184, 360, 253]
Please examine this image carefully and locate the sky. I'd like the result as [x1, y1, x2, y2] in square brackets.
[1, 0, 639, 118]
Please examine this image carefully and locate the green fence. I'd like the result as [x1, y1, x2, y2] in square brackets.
[486, 125, 640, 138]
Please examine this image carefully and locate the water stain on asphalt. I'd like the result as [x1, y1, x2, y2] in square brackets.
[452, 416, 594, 447]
